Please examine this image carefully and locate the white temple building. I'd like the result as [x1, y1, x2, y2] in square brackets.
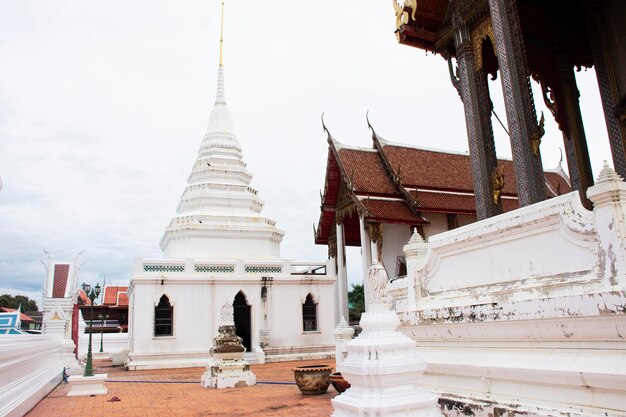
[125, 14, 336, 370]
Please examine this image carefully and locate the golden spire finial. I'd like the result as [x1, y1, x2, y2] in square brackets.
[219, 0, 225, 67]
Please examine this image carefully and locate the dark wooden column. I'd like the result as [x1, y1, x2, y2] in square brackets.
[585, 0, 626, 178]
[554, 52, 594, 208]
[488, 0, 546, 206]
[450, 3, 502, 220]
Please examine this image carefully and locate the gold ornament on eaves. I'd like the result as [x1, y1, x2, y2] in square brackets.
[393, 0, 417, 30]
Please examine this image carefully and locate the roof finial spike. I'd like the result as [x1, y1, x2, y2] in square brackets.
[366, 111, 374, 132]
[321, 112, 329, 134]
[214, 1, 226, 105]
[219, 1, 225, 68]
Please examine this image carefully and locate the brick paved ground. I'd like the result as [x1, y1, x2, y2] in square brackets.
[26, 359, 339, 417]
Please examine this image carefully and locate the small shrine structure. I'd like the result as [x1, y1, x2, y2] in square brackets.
[201, 302, 256, 389]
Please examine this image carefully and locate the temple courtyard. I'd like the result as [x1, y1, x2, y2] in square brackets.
[26, 359, 337, 417]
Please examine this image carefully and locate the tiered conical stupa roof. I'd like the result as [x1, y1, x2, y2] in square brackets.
[160, 12, 284, 260]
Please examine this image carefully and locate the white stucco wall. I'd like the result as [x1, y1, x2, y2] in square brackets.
[126, 259, 336, 369]
[381, 223, 412, 278]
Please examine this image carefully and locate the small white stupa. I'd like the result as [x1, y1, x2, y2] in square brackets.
[332, 258, 442, 417]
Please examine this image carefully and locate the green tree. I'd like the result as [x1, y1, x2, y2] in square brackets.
[0, 294, 39, 311]
[347, 283, 364, 324]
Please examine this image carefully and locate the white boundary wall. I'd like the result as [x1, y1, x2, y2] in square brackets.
[0, 335, 67, 417]
[387, 166, 626, 417]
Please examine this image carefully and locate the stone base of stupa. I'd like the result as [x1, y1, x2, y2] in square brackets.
[66, 374, 108, 397]
[200, 358, 256, 389]
[332, 305, 442, 417]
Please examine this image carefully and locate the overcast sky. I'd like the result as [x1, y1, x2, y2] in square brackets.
[0, 1, 613, 307]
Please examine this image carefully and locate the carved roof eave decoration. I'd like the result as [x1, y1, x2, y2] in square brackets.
[369, 122, 425, 222]
[395, 0, 490, 57]
[327, 132, 371, 221]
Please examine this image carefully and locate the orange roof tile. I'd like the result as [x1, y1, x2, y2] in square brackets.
[116, 292, 129, 307]
[361, 199, 427, 224]
[103, 286, 129, 306]
[0, 307, 35, 322]
[77, 289, 92, 306]
[337, 148, 397, 196]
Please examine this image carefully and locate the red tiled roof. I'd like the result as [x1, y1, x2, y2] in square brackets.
[361, 199, 428, 224]
[77, 289, 92, 306]
[380, 144, 521, 195]
[0, 307, 35, 322]
[337, 148, 397, 196]
[315, 139, 422, 245]
[315, 134, 571, 247]
[379, 141, 570, 199]
[103, 286, 129, 306]
[414, 191, 521, 214]
[52, 264, 70, 298]
[116, 292, 129, 307]
[545, 171, 571, 197]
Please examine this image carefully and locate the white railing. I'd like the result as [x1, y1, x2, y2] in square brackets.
[135, 259, 334, 278]
[0, 335, 68, 417]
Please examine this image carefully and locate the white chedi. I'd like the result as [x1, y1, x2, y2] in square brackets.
[160, 65, 284, 260]
[332, 263, 442, 417]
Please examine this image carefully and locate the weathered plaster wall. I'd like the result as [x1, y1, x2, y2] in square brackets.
[387, 170, 626, 417]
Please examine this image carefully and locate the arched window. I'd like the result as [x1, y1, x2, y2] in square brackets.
[302, 294, 317, 332]
[154, 295, 173, 336]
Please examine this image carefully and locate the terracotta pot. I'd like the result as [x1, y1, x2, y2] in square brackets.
[292, 364, 332, 395]
[330, 372, 351, 393]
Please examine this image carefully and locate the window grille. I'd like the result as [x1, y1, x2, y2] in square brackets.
[155, 295, 173, 336]
[302, 294, 317, 332]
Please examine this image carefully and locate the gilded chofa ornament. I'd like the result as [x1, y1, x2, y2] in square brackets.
[471, 18, 497, 70]
[328, 239, 337, 259]
[393, 0, 417, 30]
[492, 165, 505, 205]
[531, 112, 545, 156]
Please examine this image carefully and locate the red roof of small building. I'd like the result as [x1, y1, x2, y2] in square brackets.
[103, 286, 129, 307]
[76, 289, 92, 306]
[0, 307, 35, 322]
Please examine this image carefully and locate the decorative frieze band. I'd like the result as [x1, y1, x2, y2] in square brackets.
[195, 265, 235, 273]
[245, 266, 282, 274]
[143, 264, 185, 273]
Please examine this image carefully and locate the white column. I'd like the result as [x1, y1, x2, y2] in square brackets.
[331, 254, 340, 326]
[359, 216, 372, 311]
[336, 222, 349, 323]
[371, 232, 380, 264]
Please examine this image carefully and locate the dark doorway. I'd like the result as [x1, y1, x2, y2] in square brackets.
[233, 291, 251, 352]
